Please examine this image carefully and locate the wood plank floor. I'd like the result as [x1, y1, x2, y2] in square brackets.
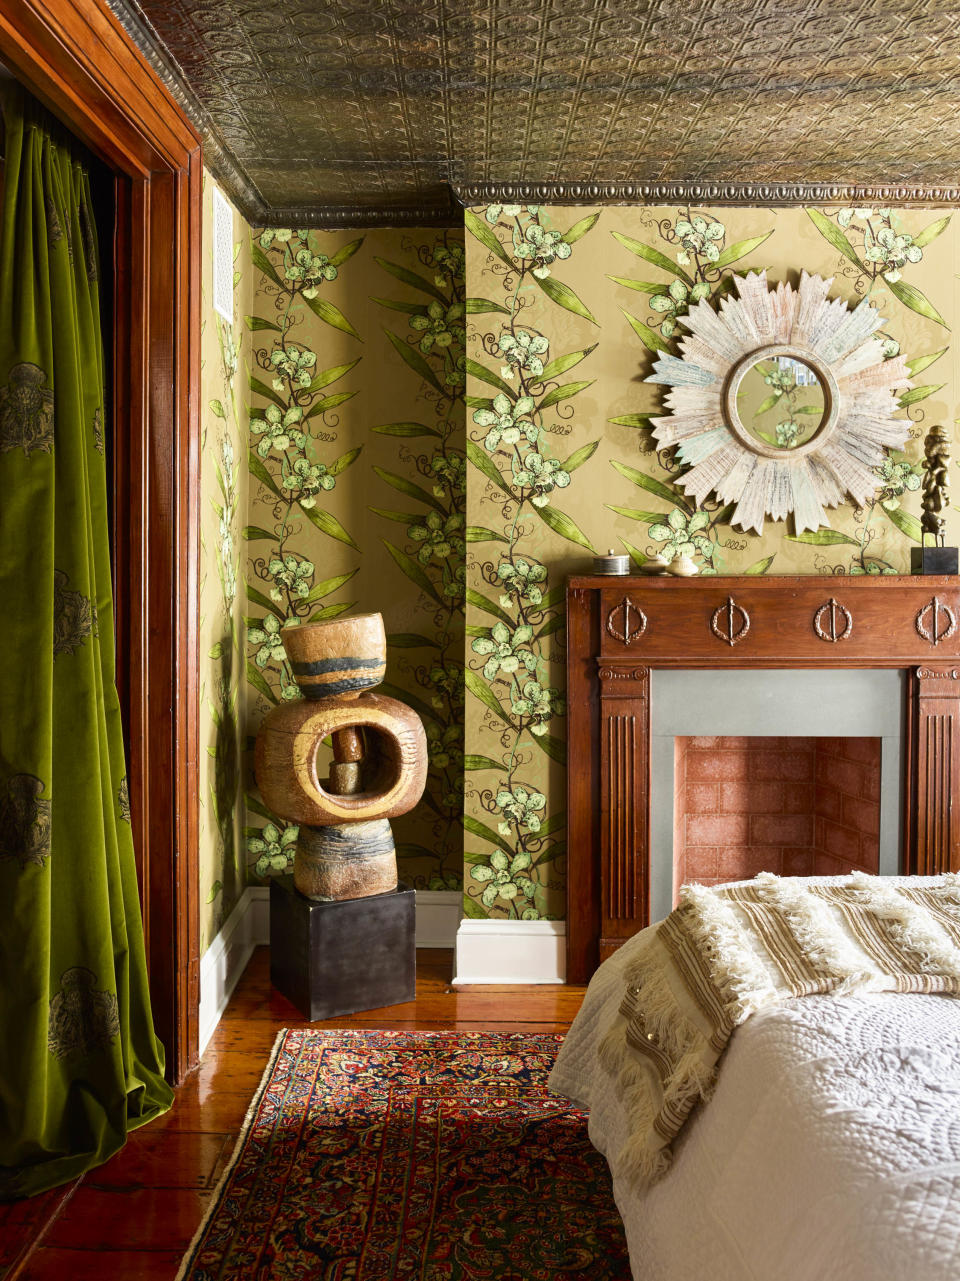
[5, 947, 586, 1281]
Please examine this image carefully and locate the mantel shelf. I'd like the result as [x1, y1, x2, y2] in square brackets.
[569, 573, 960, 667]
[567, 573, 958, 588]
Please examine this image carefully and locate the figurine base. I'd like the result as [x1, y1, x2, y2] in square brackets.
[269, 875, 415, 1021]
[911, 546, 959, 575]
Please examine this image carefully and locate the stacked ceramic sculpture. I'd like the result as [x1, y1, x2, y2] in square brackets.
[255, 613, 427, 901]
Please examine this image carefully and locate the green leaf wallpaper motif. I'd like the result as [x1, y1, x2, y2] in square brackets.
[465, 202, 954, 920]
[199, 184, 251, 951]
[242, 225, 467, 893]
[245, 226, 362, 729]
[242, 227, 365, 884]
[370, 233, 466, 890]
[462, 204, 601, 919]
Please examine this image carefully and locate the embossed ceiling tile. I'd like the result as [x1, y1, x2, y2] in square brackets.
[109, 0, 960, 223]
[214, 122, 259, 151]
[254, 160, 451, 209]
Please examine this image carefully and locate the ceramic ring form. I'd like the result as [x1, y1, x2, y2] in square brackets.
[254, 691, 428, 826]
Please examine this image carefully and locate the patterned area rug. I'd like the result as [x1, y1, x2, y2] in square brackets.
[177, 1028, 631, 1280]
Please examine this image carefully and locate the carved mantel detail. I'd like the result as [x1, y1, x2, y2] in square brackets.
[814, 598, 853, 642]
[605, 596, 647, 645]
[597, 664, 649, 683]
[567, 575, 960, 985]
[598, 664, 648, 927]
[916, 596, 957, 645]
[913, 663, 960, 878]
[711, 596, 750, 646]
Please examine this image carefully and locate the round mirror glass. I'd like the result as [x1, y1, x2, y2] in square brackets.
[734, 354, 828, 451]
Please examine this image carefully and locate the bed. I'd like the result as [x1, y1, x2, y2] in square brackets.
[550, 875, 960, 1281]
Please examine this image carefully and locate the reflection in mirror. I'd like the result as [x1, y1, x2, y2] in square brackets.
[735, 355, 827, 450]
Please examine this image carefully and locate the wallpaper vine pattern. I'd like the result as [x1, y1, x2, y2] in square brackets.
[464, 203, 956, 920]
[243, 228, 467, 893]
[199, 201, 956, 944]
[369, 234, 466, 889]
[242, 227, 363, 886]
[463, 205, 604, 921]
[199, 182, 251, 952]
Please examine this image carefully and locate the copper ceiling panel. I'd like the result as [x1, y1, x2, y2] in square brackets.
[107, 0, 960, 225]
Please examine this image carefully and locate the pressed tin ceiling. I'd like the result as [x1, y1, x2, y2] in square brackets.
[107, 0, 960, 226]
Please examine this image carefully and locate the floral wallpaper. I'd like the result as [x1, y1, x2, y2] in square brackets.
[199, 178, 252, 952]
[198, 197, 958, 946]
[463, 202, 958, 920]
[242, 227, 466, 895]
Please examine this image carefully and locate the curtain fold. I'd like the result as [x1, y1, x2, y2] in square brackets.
[0, 85, 173, 1200]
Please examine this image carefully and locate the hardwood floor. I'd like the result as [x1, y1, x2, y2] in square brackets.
[4, 947, 586, 1280]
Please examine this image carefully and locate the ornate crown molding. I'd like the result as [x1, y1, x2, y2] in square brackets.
[105, 0, 267, 221]
[451, 180, 960, 208]
[258, 200, 462, 230]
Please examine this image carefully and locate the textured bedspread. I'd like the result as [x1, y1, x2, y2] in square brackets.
[551, 925, 960, 1281]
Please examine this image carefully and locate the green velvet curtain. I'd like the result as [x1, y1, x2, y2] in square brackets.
[0, 87, 172, 1199]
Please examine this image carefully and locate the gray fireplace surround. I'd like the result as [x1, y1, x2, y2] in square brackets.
[650, 668, 905, 923]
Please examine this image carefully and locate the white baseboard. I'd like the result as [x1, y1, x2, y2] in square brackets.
[453, 918, 566, 984]
[198, 886, 462, 1053]
[198, 886, 267, 1055]
[414, 890, 462, 947]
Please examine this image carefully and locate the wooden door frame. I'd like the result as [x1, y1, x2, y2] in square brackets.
[0, 0, 202, 1080]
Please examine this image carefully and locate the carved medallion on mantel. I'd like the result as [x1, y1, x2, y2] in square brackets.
[916, 596, 957, 645]
[814, 598, 853, 643]
[605, 596, 647, 645]
[711, 596, 751, 647]
[566, 574, 960, 983]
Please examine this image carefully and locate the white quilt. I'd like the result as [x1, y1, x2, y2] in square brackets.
[550, 924, 960, 1281]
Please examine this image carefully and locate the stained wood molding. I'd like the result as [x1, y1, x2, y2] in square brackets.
[566, 575, 960, 983]
[911, 666, 960, 877]
[0, 0, 202, 1079]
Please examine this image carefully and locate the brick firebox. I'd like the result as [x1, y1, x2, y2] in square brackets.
[673, 735, 881, 900]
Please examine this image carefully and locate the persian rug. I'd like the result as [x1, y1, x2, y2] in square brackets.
[177, 1028, 630, 1280]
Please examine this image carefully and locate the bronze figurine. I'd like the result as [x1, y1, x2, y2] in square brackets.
[921, 425, 951, 547]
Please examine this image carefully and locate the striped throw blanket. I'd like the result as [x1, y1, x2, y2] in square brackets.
[599, 873, 960, 1186]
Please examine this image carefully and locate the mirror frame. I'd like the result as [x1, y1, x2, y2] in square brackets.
[645, 271, 913, 534]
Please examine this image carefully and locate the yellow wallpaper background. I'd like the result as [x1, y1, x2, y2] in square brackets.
[199, 177, 253, 952]
[463, 203, 958, 920]
[242, 227, 466, 899]
[197, 197, 960, 945]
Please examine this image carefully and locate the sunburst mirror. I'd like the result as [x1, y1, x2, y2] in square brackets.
[646, 270, 912, 534]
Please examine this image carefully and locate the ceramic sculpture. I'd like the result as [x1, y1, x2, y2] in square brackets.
[255, 613, 428, 901]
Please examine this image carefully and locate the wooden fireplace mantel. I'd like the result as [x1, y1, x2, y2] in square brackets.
[565, 574, 960, 982]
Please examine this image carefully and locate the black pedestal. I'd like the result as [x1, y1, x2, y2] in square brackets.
[912, 545, 958, 575]
[269, 876, 416, 1021]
